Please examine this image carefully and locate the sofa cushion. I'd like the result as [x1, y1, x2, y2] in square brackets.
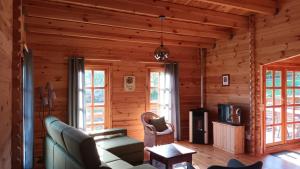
[118, 151, 144, 165]
[45, 116, 69, 150]
[97, 146, 120, 163]
[96, 136, 144, 156]
[150, 117, 168, 132]
[62, 125, 101, 169]
[129, 164, 157, 169]
[106, 160, 133, 169]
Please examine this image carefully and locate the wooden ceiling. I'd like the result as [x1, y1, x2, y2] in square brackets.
[23, 0, 277, 49]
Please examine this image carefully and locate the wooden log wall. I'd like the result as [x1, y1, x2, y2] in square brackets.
[0, 0, 13, 168]
[205, 29, 251, 150]
[206, 0, 300, 155]
[255, 0, 300, 154]
[27, 33, 201, 167]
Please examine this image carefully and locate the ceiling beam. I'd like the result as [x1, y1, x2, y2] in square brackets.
[25, 16, 216, 44]
[23, 1, 232, 39]
[43, 0, 248, 28]
[25, 17, 214, 48]
[194, 0, 276, 15]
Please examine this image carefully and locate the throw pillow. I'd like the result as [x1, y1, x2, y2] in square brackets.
[150, 117, 168, 132]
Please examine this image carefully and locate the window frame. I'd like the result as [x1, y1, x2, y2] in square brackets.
[146, 67, 164, 114]
[84, 65, 111, 132]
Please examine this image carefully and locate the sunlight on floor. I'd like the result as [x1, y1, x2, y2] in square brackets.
[278, 152, 300, 166]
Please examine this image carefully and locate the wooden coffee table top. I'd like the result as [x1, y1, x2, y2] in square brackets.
[147, 143, 196, 159]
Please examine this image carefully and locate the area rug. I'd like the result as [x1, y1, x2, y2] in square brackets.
[271, 150, 300, 166]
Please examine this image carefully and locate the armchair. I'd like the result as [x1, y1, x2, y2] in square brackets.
[208, 159, 263, 169]
[141, 112, 174, 147]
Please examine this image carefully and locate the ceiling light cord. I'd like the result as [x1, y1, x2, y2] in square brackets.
[160, 15, 165, 46]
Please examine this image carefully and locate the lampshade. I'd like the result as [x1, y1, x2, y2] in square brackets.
[154, 44, 169, 61]
[154, 15, 169, 62]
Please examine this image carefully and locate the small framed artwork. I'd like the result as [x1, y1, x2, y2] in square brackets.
[222, 74, 230, 86]
[124, 76, 135, 91]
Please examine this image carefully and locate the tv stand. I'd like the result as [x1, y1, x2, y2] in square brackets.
[212, 121, 245, 154]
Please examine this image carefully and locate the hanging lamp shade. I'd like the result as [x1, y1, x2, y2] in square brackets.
[154, 16, 169, 62]
[154, 44, 169, 61]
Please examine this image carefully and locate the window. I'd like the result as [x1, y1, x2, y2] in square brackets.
[263, 67, 300, 146]
[148, 68, 171, 121]
[84, 67, 109, 132]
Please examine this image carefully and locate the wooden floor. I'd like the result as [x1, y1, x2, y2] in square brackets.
[144, 141, 300, 169]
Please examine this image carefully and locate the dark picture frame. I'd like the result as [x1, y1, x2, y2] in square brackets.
[222, 74, 230, 86]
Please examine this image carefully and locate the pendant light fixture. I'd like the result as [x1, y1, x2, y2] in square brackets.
[154, 15, 169, 62]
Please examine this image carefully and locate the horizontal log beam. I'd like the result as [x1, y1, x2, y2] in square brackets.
[26, 33, 209, 56]
[44, 0, 248, 28]
[23, 1, 232, 39]
[26, 19, 214, 48]
[194, 0, 276, 15]
[25, 16, 216, 44]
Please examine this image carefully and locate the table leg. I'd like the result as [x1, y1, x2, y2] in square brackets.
[166, 162, 173, 169]
[186, 155, 193, 168]
[149, 153, 153, 165]
[187, 155, 192, 163]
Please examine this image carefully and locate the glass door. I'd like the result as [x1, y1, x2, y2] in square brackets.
[264, 68, 284, 146]
[263, 67, 300, 147]
[285, 70, 300, 142]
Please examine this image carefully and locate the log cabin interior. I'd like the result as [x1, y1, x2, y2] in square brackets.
[2, 0, 300, 169]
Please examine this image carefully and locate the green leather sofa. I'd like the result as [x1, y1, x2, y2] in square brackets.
[44, 116, 156, 169]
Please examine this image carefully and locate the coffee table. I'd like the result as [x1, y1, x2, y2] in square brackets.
[147, 143, 196, 169]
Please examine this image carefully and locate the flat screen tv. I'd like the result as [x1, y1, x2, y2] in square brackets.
[218, 104, 241, 125]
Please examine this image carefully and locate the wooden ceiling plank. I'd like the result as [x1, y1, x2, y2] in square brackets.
[184, 0, 193, 5]
[23, 1, 232, 39]
[25, 16, 216, 44]
[194, 0, 276, 15]
[25, 17, 214, 48]
[43, 0, 248, 28]
[27, 28, 213, 48]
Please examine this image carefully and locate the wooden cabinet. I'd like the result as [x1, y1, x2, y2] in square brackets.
[213, 121, 245, 154]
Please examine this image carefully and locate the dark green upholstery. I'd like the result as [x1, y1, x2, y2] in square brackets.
[45, 116, 69, 151]
[105, 160, 133, 169]
[97, 147, 120, 163]
[44, 116, 156, 169]
[96, 136, 144, 165]
[207, 159, 263, 169]
[62, 127, 101, 169]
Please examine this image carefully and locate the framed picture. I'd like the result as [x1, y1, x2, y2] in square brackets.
[124, 76, 135, 91]
[222, 74, 230, 86]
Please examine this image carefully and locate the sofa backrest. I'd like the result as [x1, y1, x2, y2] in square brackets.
[45, 116, 101, 169]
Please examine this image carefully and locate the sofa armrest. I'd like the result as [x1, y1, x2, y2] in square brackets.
[89, 128, 127, 138]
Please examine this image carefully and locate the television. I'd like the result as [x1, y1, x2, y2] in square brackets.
[218, 104, 241, 125]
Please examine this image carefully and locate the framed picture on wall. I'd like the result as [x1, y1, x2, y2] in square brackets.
[124, 76, 135, 91]
[222, 74, 230, 86]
